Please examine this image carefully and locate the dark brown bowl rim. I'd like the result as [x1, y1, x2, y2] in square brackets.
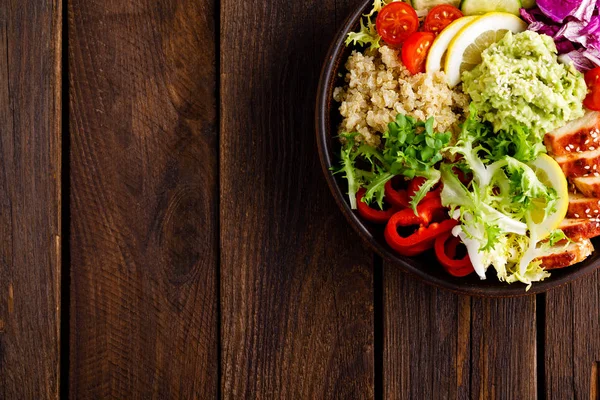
[315, 0, 600, 297]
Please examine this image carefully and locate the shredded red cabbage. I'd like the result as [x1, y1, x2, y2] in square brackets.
[521, 0, 600, 71]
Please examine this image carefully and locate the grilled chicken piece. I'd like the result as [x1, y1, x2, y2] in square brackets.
[554, 148, 600, 178]
[545, 111, 600, 156]
[535, 239, 594, 270]
[558, 218, 600, 240]
[572, 175, 600, 198]
[567, 192, 600, 218]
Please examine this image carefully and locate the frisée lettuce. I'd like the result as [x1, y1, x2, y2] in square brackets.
[440, 107, 563, 286]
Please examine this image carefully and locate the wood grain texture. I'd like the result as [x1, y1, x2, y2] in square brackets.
[220, 0, 375, 398]
[69, 0, 218, 398]
[470, 297, 537, 399]
[545, 272, 600, 399]
[383, 268, 537, 399]
[0, 1, 61, 398]
[383, 268, 471, 400]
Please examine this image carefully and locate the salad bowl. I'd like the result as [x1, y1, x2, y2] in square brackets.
[315, 0, 600, 296]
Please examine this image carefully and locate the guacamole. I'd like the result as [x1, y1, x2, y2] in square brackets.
[462, 31, 586, 138]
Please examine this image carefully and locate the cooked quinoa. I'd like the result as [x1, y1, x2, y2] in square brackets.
[333, 45, 470, 146]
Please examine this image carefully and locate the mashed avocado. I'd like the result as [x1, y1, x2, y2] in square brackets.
[462, 31, 586, 138]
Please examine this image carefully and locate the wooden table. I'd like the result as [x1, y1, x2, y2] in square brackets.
[1, 0, 599, 398]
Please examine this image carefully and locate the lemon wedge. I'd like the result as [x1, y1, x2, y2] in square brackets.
[444, 12, 527, 87]
[526, 154, 569, 240]
[425, 16, 478, 74]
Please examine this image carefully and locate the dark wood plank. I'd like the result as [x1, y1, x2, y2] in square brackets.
[383, 269, 537, 399]
[220, 0, 375, 398]
[470, 297, 537, 398]
[545, 272, 600, 399]
[69, 1, 218, 398]
[383, 269, 471, 399]
[0, 1, 61, 398]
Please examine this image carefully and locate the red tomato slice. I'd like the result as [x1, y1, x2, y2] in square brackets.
[401, 32, 436, 75]
[424, 5, 463, 34]
[376, 2, 419, 47]
[584, 67, 600, 111]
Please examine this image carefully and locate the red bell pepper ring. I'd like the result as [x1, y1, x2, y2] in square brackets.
[385, 217, 458, 256]
[356, 188, 397, 224]
[434, 231, 475, 277]
[407, 176, 441, 203]
[391, 197, 444, 227]
[384, 179, 410, 209]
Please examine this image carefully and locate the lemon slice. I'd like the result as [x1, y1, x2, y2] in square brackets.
[527, 154, 569, 240]
[444, 13, 527, 87]
[425, 16, 478, 74]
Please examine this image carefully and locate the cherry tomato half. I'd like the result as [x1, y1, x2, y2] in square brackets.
[376, 2, 419, 47]
[401, 32, 436, 75]
[584, 67, 600, 111]
[424, 5, 463, 34]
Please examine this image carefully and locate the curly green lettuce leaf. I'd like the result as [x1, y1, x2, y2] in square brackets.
[482, 124, 547, 163]
[345, 19, 381, 51]
[548, 229, 569, 246]
[440, 151, 558, 285]
[335, 134, 362, 209]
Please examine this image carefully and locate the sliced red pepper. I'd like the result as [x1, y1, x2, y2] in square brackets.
[391, 197, 444, 227]
[385, 217, 458, 256]
[384, 178, 410, 209]
[388, 237, 434, 257]
[434, 231, 475, 277]
[407, 176, 441, 204]
[356, 188, 397, 224]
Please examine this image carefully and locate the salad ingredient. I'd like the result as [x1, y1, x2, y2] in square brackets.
[345, 0, 392, 51]
[559, 218, 600, 239]
[346, 18, 382, 52]
[439, 107, 565, 285]
[385, 217, 457, 256]
[389, 196, 444, 226]
[336, 114, 452, 211]
[424, 5, 464, 33]
[478, 124, 547, 163]
[460, 0, 522, 16]
[408, 176, 441, 203]
[401, 32, 436, 74]
[572, 175, 600, 198]
[462, 31, 586, 137]
[553, 148, 600, 178]
[356, 188, 398, 223]
[584, 67, 600, 110]
[536, 0, 594, 23]
[521, 2, 600, 72]
[444, 12, 527, 87]
[333, 46, 469, 146]
[376, 2, 419, 47]
[567, 192, 600, 218]
[384, 179, 410, 208]
[535, 239, 594, 269]
[425, 16, 478, 73]
[521, 0, 536, 9]
[380, 115, 450, 209]
[525, 154, 570, 239]
[543, 110, 600, 156]
[434, 232, 475, 276]
[412, 0, 461, 15]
